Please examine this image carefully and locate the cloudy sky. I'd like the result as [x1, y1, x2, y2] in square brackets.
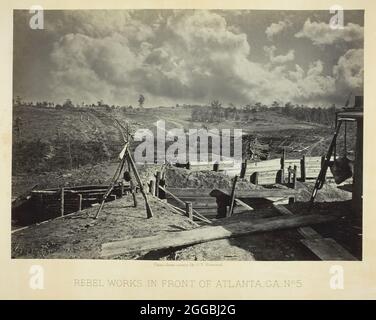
[13, 10, 364, 107]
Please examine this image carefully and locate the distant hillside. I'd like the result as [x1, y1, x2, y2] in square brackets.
[12, 106, 126, 174]
[12, 104, 332, 176]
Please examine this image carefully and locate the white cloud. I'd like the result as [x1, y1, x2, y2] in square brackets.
[294, 61, 336, 102]
[40, 11, 363, 106]
[265, 20, 291, 40]
[333, 48, 363, 94]
[295, 18, 363, 45]
[264, 46, 295, 64]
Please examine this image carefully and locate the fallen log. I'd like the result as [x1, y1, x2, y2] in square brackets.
[101, 212, 339, 258]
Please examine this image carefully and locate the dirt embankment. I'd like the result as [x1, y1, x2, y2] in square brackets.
[164, 166, 258, 191]
[11, 193, 197, 259]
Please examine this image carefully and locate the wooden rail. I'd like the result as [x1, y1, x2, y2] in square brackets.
[159, 186, 212, 224]
[176, 152, 339, 186]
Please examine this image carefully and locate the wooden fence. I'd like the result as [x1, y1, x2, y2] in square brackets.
[22, 184, 128, 224]
[177, 154, 336, 186]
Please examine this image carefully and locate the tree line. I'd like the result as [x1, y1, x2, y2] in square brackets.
[13, 94, 147, 111]
[191, 101, 337, 127]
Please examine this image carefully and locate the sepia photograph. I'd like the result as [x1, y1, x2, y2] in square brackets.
[11, 8, 364, 262]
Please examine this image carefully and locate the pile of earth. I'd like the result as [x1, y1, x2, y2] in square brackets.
[164, 166, 258, 190]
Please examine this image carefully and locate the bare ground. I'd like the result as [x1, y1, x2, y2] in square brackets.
[12, 194, 197, 259]
[11, 161, 359, 261]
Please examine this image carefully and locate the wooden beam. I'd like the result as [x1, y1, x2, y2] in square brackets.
[293, 165, 297, 189]
[287, 165, 292, 183]
[165, 187, 297, 199]
[130, 180, 137, 208]
[155, 171, 161, 198]
[149, 180, 155, 195]
[152, 196, 200, 227]
[186, 202, 193, 220]
[273, 204, 357, 260]
[240, 160, 247, 178]
[32, 190, 59, 195]
[300, 155, 306, 182]
[281, 148, 285, 183]
[126, 149, 153, 218]
[60, 188, 64, 217]
[218, 188, 297, 199]
[234, 199, 254, 211]
[227, 175, 238, 217]
[273, 204, 320, 239]
[77, 194, 82, 212]
[160, 186, 212, 224]
[101, 212, 340, 258]
[301, 238, 357, 261]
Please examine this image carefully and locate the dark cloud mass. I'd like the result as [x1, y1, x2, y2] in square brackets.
[13, 10, 364, 107]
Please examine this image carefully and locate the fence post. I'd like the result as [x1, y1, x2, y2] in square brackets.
[293, 165, 297, 189]
[155, 171, 161, 198]
[185, 202, 193, 220]
[60, 188, 65, 217]
[280, 148, 285, 183]
[240, 159, 247, 178]
[77, 194, 82, 212]
[300, 155, 306, 182]
[227, 175, 238, 217]
[149, 180, 155, 195]
[130, 180, 137, 207]
[213, 162, 219, 172]
[119, 181, 124, 198]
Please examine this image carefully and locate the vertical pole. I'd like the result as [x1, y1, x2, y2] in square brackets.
[126, 123, 129, 143]
[78, 194, 82, 212]
[155, 171, 161, 198]
[130, 179, 137, 207]
[119, 181, 124, 198]
[287, 165, 292, 184]
[293, 165, 297, 189]
[227, 175, 238, 217]
[185, 202, 193, 220]
[60, 188, 65, 217]
[126, 149, 153, 218]
[321, 155, 326, 168]
[149, 180, 155, 195]
[240, 159, 247, 178]
[280, 147, 285, 183]
[301, 155, 306, 182]
[353, 118, 363, 216]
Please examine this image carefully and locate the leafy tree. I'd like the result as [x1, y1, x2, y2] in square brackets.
[211, 100, 222, 108]
[138, 94, 145, 108]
